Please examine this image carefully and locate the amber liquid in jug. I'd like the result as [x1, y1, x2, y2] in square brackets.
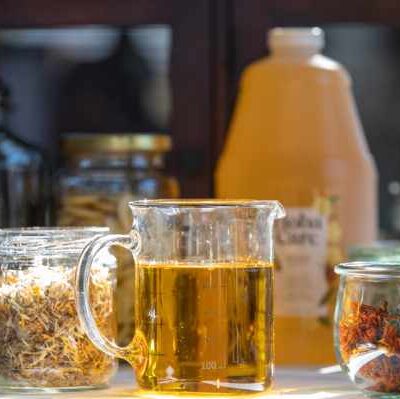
[134, 261, 273, 393]
[216, 28, 377, 365]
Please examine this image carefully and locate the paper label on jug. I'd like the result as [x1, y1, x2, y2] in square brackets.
[274, 208, 328, 317]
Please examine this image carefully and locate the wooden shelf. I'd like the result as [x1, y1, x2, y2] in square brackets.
[268, 0, 400, 25]
[232, 0, 400, 87]
[0, 0, 172, 27]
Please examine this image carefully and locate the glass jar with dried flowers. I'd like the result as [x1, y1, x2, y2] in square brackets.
[335, 262, 400, 396]
[0, 227, 117, 392]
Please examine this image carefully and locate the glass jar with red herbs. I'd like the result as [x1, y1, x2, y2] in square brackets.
[335, 262, 400, 396]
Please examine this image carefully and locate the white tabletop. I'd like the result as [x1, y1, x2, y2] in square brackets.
[2, 366, 364, 398]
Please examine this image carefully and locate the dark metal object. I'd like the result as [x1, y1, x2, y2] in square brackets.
[0, 79, 47, 227]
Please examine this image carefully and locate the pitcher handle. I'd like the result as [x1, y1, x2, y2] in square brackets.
[75, 232, 146, 370]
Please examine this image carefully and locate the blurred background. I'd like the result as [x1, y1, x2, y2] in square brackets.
[1, 1, 400, 237]
[2, 0, 400, 368]
[0, 26, 172, 153]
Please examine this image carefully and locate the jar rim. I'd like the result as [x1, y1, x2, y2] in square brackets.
[0, 227, 109, 257]
[335, 261, 400, 277]
[0, 226, 108, 235]
[129, 199, 285, 217]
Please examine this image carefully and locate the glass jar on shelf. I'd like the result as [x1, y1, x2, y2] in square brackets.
[57, 132, 179, 345]
[57, 133, 179, 231]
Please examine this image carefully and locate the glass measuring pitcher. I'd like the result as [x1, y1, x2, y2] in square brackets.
[76, 200, 285, 394]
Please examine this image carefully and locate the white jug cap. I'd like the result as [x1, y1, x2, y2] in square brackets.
[268, 27, 324, 52]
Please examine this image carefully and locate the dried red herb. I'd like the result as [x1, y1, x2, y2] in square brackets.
[339, 301, 400, 393]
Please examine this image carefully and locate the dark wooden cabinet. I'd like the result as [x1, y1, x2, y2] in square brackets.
[232, 0, 400, 82]
[0, 0, 227, 197]
[0, 0, 398, 197]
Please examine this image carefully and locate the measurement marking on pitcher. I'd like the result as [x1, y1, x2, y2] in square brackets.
[148, 309, 157, 320]
[145, 308, 165, 326]
[166, 366, 175, 378]
[204, 335, 212, 343]
[201, 360, 227, 370]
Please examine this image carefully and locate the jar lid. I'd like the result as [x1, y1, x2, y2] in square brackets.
[335, 261, 400, 278]
[61, 133, 172, 155]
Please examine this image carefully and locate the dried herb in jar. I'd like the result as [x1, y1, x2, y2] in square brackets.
[339, 300, 400, 393]
[0, 265, 115, 388]
[58, 194, 133, 232]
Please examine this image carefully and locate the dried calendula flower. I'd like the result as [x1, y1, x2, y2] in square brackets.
[339, 300, 400, 393]
[58, 194, 137, 346]
[0, 263, 116, 389]
[58, 194, 130, 231]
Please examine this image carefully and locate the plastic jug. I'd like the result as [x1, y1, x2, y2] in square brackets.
[216, 27, 377, 365]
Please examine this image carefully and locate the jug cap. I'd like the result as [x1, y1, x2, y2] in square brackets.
[268, 27, 324, 52]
